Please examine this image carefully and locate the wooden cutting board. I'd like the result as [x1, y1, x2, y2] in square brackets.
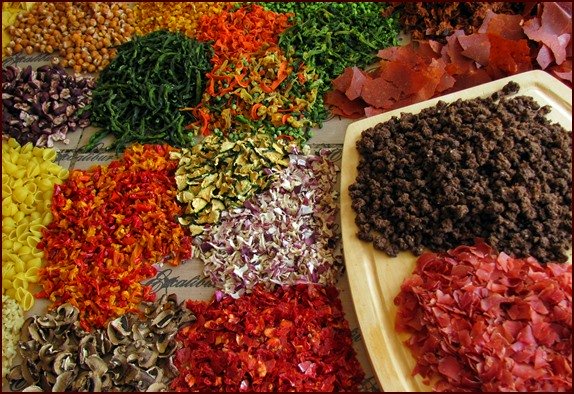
[340, 70, 572, 392]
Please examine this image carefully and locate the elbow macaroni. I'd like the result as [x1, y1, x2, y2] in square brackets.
[2, 138, 68, 311]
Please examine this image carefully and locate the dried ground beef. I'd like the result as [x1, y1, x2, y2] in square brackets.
[349, 81, 572, 263]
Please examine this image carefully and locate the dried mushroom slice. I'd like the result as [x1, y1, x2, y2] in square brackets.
[8, 293, 195, 392]
[171, 133, 297, 235]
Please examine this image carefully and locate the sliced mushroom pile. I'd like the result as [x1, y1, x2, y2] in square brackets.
[8, 293, 195, 392]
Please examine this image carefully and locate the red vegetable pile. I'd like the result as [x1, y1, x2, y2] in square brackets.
[394, 239, 572, 392]
[37, 144, 193, 330]
[172, 284, 365, 392]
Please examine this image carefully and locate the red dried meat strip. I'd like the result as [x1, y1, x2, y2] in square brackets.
[457, 33, 490, 66]
[331, 66, 369, 101]
[548, 59, 573, 84]
[394, 240, 572, 392]
[486, 34, 533, 78]
[346, 67, 368, 100]
[363, 43, 454, 111]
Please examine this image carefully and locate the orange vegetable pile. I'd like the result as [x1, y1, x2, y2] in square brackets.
[36, 144, 193, 330]
[195, 3, 292, 65]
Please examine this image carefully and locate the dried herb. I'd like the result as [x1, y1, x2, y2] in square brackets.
[82, 30, 213, 152]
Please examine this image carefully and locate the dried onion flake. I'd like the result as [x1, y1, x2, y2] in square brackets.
[197, 149, 342, 298]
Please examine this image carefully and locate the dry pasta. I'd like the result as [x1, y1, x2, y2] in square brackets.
[1, 138, 68, 311]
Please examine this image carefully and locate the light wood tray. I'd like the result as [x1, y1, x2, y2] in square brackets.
[340, 70, 572, 392]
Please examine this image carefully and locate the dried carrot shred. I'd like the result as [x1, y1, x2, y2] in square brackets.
[196, 3, 293, 65]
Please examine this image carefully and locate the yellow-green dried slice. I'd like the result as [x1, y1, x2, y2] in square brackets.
[171, 133, 298, 235]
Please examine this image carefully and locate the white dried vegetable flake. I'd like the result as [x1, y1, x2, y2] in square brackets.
[2, 294, 25, 381]
[197, 149, 343, 298]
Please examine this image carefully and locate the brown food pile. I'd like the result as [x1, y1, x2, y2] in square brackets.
[349, 82, 572, 263]
[394, 240, 572, 391]
[382, 2, 527, 43]
[7, 294, 194, 392]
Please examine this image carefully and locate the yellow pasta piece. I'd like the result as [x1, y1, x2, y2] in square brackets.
[26, 236, 39, 248]
[17, 245, 32, 258]
[2, 264, 15, 281]
[10, 255, 25, 274]
[15, 287, 34, 311]
[2, 217, 16, 232]
[15, 224, 29, 241]
[2, 279, 13, 291]
[37, 178, 53, 192]
[13, 210, 25, 224]
[11, 240, 23, 253]
[13, 168, 26, 179]
[42, 212, 53, 226]
[12, 273, 28, 290]
[19, 142, 33, 154]
[29, 211, 41, 221]
[2, 160, 18, 176]
[25, 258, 42, 271]
[22, 268, 38, 283]
[24, 192, 35, 206]
[7, 138, 19, 149]
[12, 186, 27, 203]
[42, 148, 57, 161]
[2, 237, 14, 250]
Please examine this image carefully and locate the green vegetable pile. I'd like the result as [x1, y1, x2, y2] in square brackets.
[83, 30, 213, 151]
[257, 2, 401, 83]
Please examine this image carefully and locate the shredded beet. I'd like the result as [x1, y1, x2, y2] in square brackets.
[394, 240, 572, 392]
[172, 284, 365, 392]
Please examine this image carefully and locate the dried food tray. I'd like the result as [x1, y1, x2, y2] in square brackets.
[340, 70, 572, 392]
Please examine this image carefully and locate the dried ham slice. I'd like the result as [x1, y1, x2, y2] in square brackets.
[457, 33, 491, 65]
[345, 67, 368, 100]
[548, 59, 573, 84]
[324, 90, 365, 119]
[486, 34, 533, 78]
[394, 240, 572, 392]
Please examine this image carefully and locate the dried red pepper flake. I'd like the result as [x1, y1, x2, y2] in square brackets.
[172, 284, 365, 392]
[37, 144, 193, 331]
